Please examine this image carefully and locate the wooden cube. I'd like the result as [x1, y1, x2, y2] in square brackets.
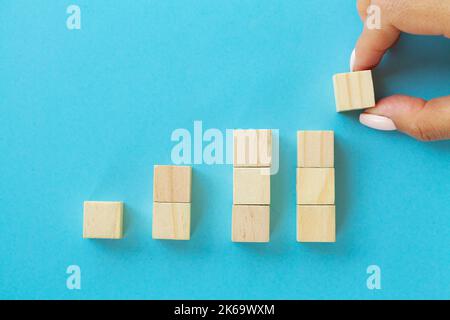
[297, 131, 334, 168]
[297, 168, 335, 205]
[83, 201, 123, 239]
[152, 202, 190, 240]
[297, 205, 335, 242]
[233, 168, 270, 205]
[234, 129, 272, 167]
[232, 205, 270, 242]
[153, 165, 191, 203]
[333, 70, 375, 112]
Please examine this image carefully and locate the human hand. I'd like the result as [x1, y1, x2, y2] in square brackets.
[353, 0, 450, 141]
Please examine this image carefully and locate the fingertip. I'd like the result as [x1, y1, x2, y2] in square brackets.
[365, 95, 426, 117]
[352, 26, 400, 72]
[362, 95, 432, 140]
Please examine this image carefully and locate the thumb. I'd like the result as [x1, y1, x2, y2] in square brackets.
[359, 95, 450, 141]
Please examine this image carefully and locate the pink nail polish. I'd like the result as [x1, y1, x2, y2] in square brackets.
[350, 48, 356, 72]
[359, 113, 397, 131]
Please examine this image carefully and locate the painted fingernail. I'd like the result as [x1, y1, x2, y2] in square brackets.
[350, 48, 356, 72]
[359, 113, 397, 131]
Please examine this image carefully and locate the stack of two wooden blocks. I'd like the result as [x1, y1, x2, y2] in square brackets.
[232, 130, 272, 243]
[152, 165, 192, 240]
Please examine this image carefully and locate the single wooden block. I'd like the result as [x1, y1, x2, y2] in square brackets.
[234, 129, 272, 167]
[232, 205, 270, 242]
[297, 205, 335, 242]
[297, 131, 334, 168]
[83, 201, 123, 239]
[297, 168, 335, 205]
[152, 202, 191, 240]
[153, 165, 192, 203]
[233, 168, 271, 205]
[333, 70, 375, 112]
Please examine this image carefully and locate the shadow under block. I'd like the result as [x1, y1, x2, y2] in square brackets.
[232, 205, 270, 242]
[83, 201, 123, 239]
[153, 165, 192, 203]
[233, 168, 271, 205]
[296, 168, 335, 205]
[152, 202, 191, 240]
[233, 129, 272, 167]
[297, 131, 334, 168]
[333, 70, 375, 112]
[297, 205, 336, 242]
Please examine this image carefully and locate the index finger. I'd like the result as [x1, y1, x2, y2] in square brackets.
[352, 23, 400, 71]
[352, 0, 450, 71]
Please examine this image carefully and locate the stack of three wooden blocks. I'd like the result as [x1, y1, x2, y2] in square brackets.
[232, 129, 272, 243]
[297, 131, 335, 242]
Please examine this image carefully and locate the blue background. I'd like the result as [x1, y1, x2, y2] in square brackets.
[0, 0, 449, 299]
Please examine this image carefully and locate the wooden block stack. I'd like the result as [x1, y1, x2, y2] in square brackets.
[83, 201, 124, 239]
[333, 70, 375, 112]
[232, 129, 272, 242]
[152, 165, 192, 240]
[296, 131, 336, 242]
